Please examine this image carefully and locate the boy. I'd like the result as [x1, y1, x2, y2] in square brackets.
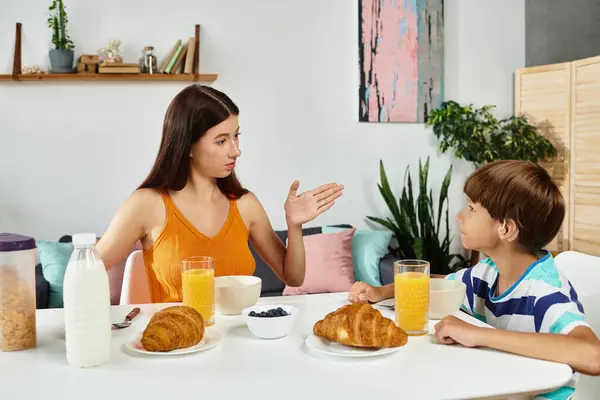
[349, 160, 600, 399]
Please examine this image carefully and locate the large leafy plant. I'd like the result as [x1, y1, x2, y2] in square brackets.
[426, 101, 557, 167]
[48, 0, 74, 50]
[367, 157, 467, 275]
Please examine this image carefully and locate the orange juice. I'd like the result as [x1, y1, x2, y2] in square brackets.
[395, 271, 429, 335]
[182, 269, 215, 326]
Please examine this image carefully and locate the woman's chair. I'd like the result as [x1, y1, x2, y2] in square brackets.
[554, 251, 600, 400]
[119, 250, 151, 305]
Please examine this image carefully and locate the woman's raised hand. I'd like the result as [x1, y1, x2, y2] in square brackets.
[284, 180, 344, 226]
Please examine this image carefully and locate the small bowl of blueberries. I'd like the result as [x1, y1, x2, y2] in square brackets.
[242, 305, 298, 339]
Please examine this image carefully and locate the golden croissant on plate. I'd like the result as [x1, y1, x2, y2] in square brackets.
[141, 306, 205, 352]
[313, 303, 408, 348]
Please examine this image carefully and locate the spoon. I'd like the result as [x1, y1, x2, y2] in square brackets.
[112, 307, 141, 330]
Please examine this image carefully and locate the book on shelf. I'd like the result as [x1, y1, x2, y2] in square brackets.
[159, 40, 181, 73]
[164, 44, 183, 73]
[170, 44, 188, 74]
[184, 37, 195, 74]
[98, 62, 140, 74]
[161, 36, 197, 74]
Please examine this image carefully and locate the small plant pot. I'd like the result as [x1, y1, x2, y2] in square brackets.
[49, 49, 74, 73]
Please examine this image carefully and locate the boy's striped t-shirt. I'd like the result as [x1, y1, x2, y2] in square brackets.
[446, 251, 590, 400]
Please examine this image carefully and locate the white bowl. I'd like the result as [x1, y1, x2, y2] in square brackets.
[242, 304, 298, 339]
[214, 276, 261, 315]
[429, 278, 467, 319]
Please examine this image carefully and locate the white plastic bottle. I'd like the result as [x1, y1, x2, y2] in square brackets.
[62, 233, 111, 368]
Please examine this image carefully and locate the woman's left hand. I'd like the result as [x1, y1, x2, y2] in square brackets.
[284, 180, 344, 227]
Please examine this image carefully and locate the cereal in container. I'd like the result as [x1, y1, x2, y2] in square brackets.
[0, 233, 37, 351]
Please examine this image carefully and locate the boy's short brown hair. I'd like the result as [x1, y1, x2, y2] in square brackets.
[464, 160, 565, 253]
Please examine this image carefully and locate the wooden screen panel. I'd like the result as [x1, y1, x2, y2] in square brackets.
[515, 63, 572, 252]
[571, 56, 600, 256]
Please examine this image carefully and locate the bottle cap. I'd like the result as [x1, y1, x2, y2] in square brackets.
[72, 233, 97, 246]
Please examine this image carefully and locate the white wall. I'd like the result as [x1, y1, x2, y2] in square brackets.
[0, 0, 524, 256]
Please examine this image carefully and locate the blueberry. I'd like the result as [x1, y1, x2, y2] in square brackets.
[249, 311, 256, 317]
[276, 307, 284, 313]
[281, 310, 288, 316]
[260, 312, 267, 317]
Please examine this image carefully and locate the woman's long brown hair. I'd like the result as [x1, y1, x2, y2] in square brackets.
[138, 85, 248, 199]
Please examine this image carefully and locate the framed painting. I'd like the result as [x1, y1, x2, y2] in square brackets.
[359, 0, 444, 123]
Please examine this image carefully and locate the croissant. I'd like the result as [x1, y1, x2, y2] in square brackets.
[141, 306, 204, 352]
[313, 303, 408, 348]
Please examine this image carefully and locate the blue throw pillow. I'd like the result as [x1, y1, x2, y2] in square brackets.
[36, 240, 73, 308]
[322, 226, 392, 287]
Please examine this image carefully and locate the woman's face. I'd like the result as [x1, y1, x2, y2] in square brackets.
[190, 115, 241, 179]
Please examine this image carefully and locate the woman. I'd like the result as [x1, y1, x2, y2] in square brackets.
[96, 85, 343, 303]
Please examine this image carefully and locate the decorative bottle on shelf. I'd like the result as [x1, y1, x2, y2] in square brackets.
[62, 233, 111, 368]
[140, 46, 157, 74]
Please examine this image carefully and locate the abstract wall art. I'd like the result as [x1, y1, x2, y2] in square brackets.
[359, 0, 444, 123]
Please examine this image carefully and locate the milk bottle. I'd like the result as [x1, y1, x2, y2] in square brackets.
[63, 233, 111, 367]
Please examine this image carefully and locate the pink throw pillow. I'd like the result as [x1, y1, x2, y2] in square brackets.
[283, 228, 356, 296]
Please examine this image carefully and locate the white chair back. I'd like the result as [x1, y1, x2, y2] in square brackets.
[119, 250, 151, 305]
[554, 251, 600, 400]
[555, 251, 600, 296]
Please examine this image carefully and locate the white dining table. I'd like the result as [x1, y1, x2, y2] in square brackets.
[0, 292, 573, 400]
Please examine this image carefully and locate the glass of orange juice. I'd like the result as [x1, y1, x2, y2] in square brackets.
[394, 259, 430, 336]
[181, 256, 215, 326]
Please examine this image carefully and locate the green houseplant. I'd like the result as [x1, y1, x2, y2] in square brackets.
[48, 0, 75, 72]
[425, 101, 557, 168]
[367, 157, 467, 275]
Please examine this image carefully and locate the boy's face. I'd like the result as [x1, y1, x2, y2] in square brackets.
[456, 198, 503, 252]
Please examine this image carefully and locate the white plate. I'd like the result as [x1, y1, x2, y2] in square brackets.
[304, 334, 402, 358]
[125, 326, 222, 356]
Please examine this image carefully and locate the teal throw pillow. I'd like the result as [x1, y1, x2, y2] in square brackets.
[36, 240, 73, 308]
[322, 226, 392, 287]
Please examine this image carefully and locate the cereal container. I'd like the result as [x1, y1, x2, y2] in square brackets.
[0, 233, 37, 351]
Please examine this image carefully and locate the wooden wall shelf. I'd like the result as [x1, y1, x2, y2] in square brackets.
[0, 73, 217, 82]
[1, 23, 217, 84]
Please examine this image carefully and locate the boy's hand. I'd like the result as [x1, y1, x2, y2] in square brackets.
[434, 315, 483, 347]
[348, 282, 384, 303]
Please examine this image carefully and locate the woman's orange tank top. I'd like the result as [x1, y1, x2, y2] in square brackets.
[142, 189, 256, 303]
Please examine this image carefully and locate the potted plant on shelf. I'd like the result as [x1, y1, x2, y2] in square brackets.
[425, 100, 559, 263]
[47, 0, 75, 73]
[367, 157, 468, 276]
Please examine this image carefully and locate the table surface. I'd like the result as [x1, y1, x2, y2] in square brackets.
[0, 293, 573, 400]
